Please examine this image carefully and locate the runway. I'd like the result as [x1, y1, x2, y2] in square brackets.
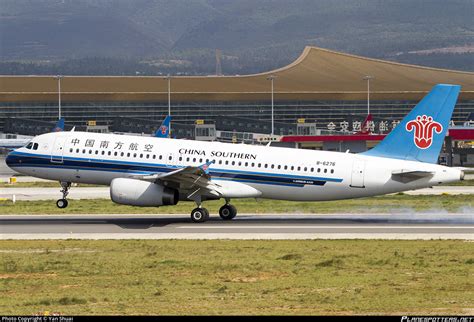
[2, 185, 474, 201]
[1, 213, 473, 240]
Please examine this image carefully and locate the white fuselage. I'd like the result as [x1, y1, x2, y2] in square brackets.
[6, 131, 462, 201]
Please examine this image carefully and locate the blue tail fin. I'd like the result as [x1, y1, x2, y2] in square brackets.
[154, 115, 171, 138]
[362, 84, 461, 163]
[52, 118, 65, 132]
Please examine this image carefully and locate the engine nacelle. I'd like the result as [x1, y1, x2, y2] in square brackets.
[110, 178, 178, 207]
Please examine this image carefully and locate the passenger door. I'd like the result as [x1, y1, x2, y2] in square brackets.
[350, 158, 365, 188]
[51, 136, 67, 163]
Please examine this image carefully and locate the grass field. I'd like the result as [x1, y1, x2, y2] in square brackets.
[0, 240, 472, 315]
[0, 194, 473, 215]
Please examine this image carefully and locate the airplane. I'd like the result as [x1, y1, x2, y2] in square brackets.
[357, 113, 373, 134]
[0, 118, 65, 150]
[5, 84, 464, 223]
[154, 115, 171, 138]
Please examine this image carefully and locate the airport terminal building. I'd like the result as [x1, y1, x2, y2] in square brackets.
[1, 46, 473, 163]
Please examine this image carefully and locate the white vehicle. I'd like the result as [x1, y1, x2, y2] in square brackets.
[6, 84, 463, 223]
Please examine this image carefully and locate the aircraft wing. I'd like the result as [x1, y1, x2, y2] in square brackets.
[131, 160, 262, 198]
[132, 161, 222, 197]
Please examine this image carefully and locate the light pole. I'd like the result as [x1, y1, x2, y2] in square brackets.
[266, 75, 277, 136]
[362, 75, 374, 115]
[54, 75, 64, 120]
[164, 74, 171, 137]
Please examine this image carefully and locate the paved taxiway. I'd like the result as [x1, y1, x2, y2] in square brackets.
[2, 185, 474, 201]
[1, 213, 473, 240]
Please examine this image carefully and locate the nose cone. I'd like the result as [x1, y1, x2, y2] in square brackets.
[5, 151, 17, 169]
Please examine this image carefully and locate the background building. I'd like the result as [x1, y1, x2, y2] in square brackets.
[1, 46, 473, 163]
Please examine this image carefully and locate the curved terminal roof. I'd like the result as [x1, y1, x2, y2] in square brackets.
[0, 46, 473, 103]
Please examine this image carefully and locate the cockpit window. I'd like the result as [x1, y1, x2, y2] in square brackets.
[33, 143, 39, 150]
[25, 142, 33, 149]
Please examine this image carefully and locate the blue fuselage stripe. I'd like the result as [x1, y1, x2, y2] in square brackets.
[7, 151, 343, 187]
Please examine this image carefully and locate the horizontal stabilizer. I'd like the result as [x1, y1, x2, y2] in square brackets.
[391, 169, 434, 183]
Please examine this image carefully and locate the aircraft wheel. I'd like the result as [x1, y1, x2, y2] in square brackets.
[191, 207, 209, 223]
[219, 204, 237, 220]
[56, 199, 68, 209]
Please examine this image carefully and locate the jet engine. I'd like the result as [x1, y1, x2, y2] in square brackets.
[110, 178, 178, 207]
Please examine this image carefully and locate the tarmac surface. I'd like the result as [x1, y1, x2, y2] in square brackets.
[1, 185, 474, 201]
[1, 213, 473, 240]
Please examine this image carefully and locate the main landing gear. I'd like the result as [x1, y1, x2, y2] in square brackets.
[56, 181, 71, 209]
[219, 203, 237, 221]
[190, 207, 210, 223]
[190, 199, 237, 223]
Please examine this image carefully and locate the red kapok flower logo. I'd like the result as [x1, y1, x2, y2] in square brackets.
[405, 115, 443, 149]
[160, 125, 168, 135]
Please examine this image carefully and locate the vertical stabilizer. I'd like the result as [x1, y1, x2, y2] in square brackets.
[155, 115, 171, 138]
[362, 84, 461, 163]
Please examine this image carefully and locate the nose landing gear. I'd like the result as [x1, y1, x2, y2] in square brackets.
[56, 181, 71, 209]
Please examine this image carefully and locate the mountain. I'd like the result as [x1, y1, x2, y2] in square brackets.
[0, 0, 473, 73]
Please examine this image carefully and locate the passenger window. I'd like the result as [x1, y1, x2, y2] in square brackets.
[179, 157, 182, 161]
[169, 156, 172, 161]
[225, 161, 229, 165]
[152, 155, 156, 159]
[251, 163, 255, 167]
[258, 163, 261, 168]
[83, 149, 86, 153]
[264, 164, 268, 168]
[193, 158, 196, 162]
[324, 169, 327, 173]
[159, 155, 163, 160]
[311, 167, 314, 172]
[121, 152, 124, 157]
[277, 165, 281, 169]
[284, 165, 288, 170]
[89, 150, 93, 154]
[146, 154, 149, 159]
[317, 168, 321, 173]
[127, 153, 131, 157]
[304, 167, 307, 172]
[108, 151, 111, 156]
[199, 158, 203, 163]
[330, 169, 334, 174]
[101, 151, 105, 155]
[77, 149, 80, 153]
[297, 167, 301, 171]
[271, 164, 275, 169]
[245, 162, 248, 167]
[232, 161, 235, 166]
[140, 154, 143, 158]
[219, 160, 222, 165]
[291, 166, 294, 170]
[69, 148, 73, 153]
[133, 153, 137, 158]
